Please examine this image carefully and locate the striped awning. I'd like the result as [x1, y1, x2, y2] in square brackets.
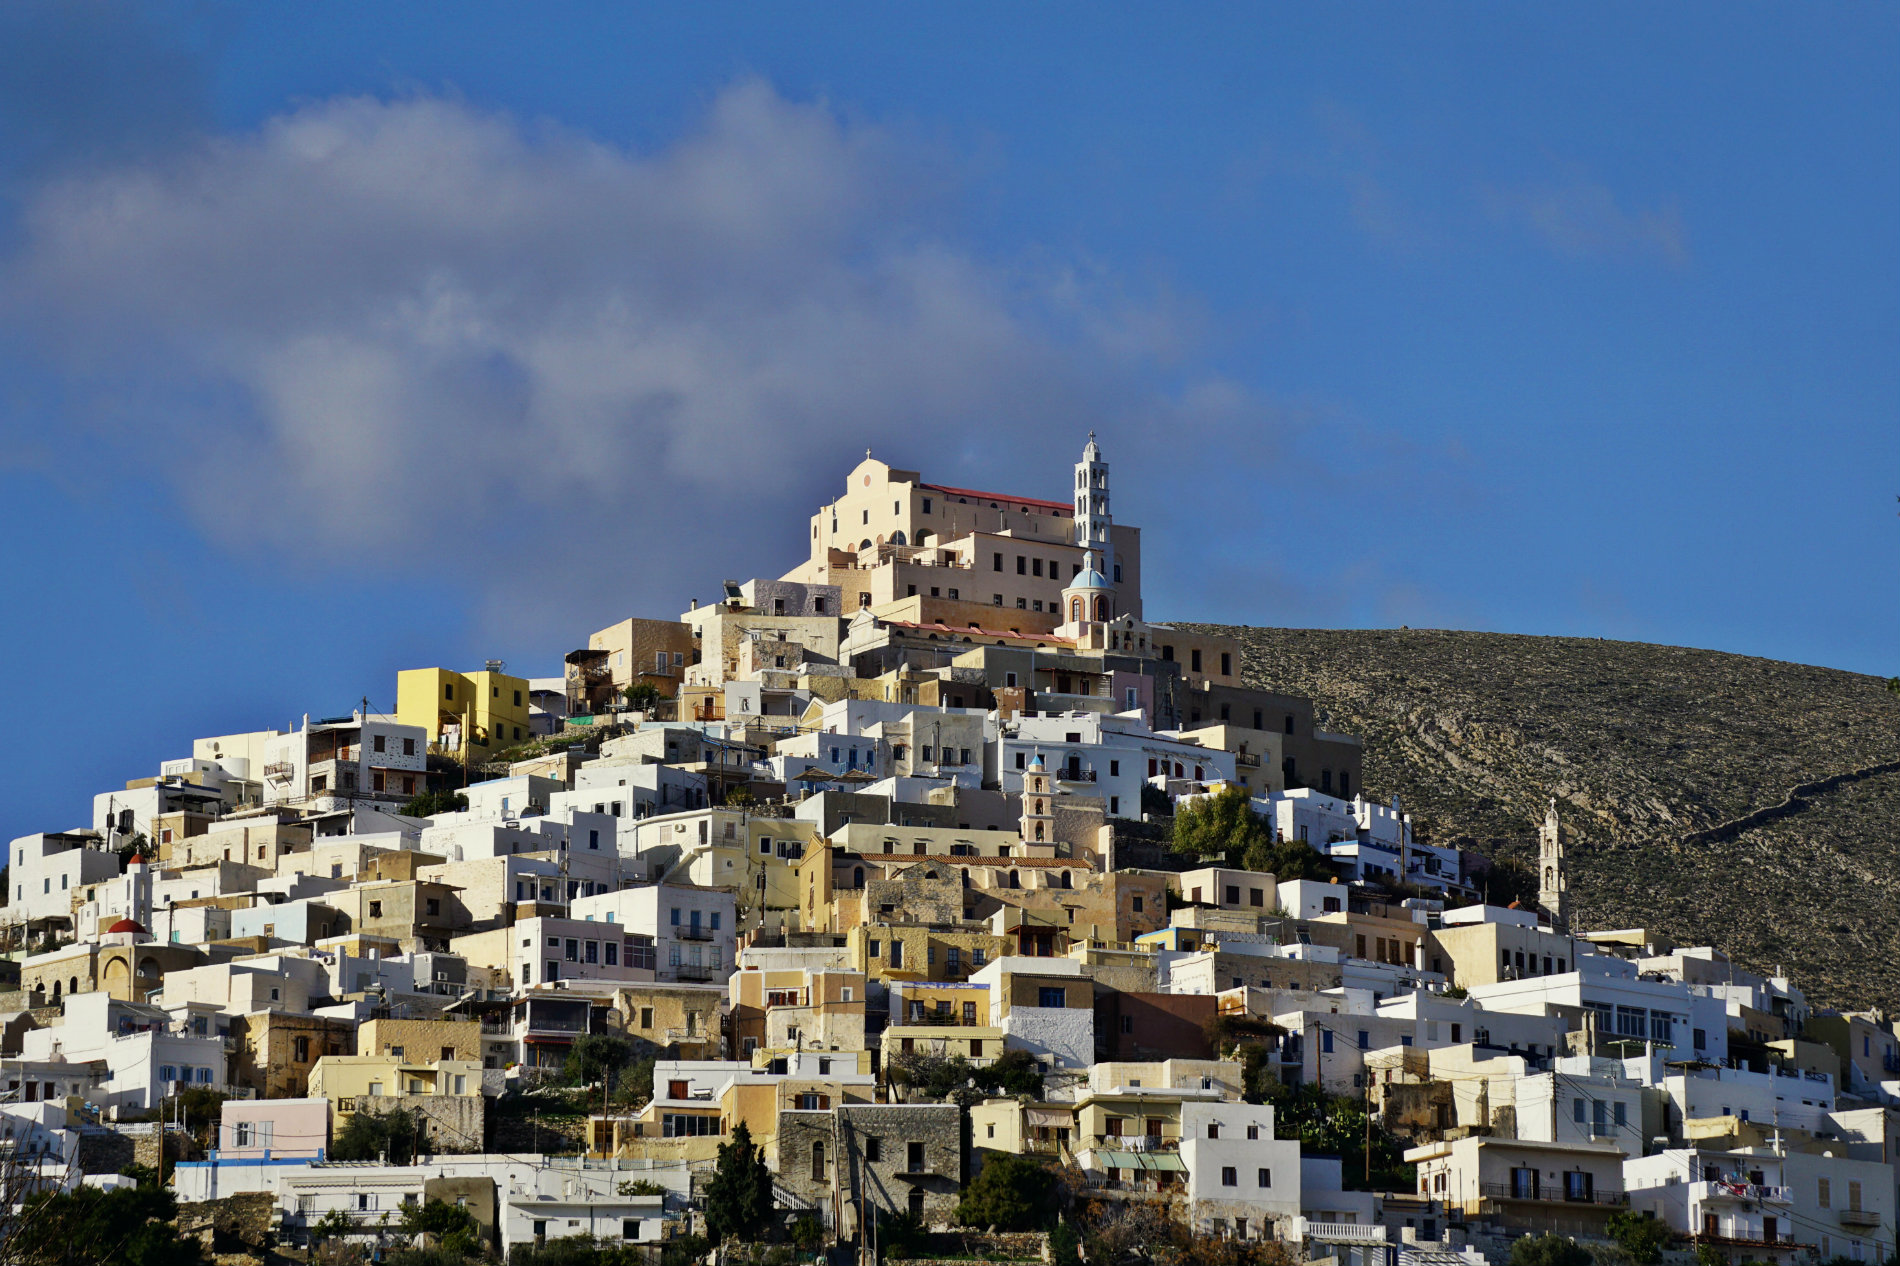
[1095, 1151, 1186, 1171]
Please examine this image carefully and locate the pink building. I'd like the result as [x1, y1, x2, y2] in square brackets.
[218, 1096, 330, 1161]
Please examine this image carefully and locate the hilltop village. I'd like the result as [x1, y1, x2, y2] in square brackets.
[4, 439, 1898, 1266]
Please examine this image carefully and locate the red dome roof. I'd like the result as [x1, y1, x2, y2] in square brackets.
[106, 918, 145, 934]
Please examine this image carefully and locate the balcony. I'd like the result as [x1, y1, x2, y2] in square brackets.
[1481, 1182, 1627, 1207]
[1840, 1208, 1882, 1229]
[1296, 1220, 1388, 1245]
[1056, 768, 1097, 783]
[1692, 1180, 1791, 1205]
[1699, 1233, 1795, 1249]
[899, 1010, 978, 1028]
[1094, 1134, 1179, 1152]
[676, 927, 715, 942]
[673, 965, 717, 982]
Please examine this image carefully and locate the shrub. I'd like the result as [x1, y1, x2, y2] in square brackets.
[1509, 1234, 1592, 1266]
[1605, 1211, 1671, 1266]
[956, 1153, 1057, 1231]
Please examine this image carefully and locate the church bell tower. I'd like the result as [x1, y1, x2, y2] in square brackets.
[1538, 797, 1569, 932]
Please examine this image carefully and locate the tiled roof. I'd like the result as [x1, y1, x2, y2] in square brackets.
[919, 483, 1071, 513]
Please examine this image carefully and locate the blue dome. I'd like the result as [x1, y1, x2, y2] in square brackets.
[1067, 568, 1111, 590]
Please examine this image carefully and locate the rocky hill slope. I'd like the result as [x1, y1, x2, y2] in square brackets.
[1180, 625, 1900, 1011]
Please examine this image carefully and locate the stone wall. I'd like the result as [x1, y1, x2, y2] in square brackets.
[175, 1191, 278, 1260]
[75, 1125, 135, 1174]
[356, 1093, 485, 1153]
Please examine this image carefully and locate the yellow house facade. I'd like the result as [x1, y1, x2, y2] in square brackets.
[396, 667, 533, 761]
[308, 1054, 484, 1112]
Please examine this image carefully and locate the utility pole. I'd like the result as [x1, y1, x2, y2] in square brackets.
[1363, 1071, 1371, 1187]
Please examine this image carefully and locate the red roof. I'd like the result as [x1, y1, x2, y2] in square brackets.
[107, 918, 145, 934]
[919, 483, 1071, 514]
[881, 619, 1074, 647]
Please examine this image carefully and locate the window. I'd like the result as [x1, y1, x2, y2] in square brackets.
[908, 1141, 927, 1172]
[295, 1036, 310, 1062]
[1257, 1167, 1271, 1188]
[403, 737, 416, 756]
[1321, 1030, 1333, 1053]
[1220, 1166, 1237, 1187]
[1038, 987, 1066, 1008]
[373, 734, 386, 753]
[1207, 1122, 1220, 1138]
[1191, 649, 1202, 673]
[993, 552, 1003, 571]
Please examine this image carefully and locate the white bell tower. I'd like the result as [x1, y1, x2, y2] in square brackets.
[1073, 433, 1113, 577]
[1539, 797, 1570, 932]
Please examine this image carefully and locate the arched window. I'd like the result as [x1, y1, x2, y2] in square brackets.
[890, 530, 907, 546]
[1059, 871, 1072, 890]
[1094, 596, 1109, 621]
[50, 980, 60, 998]
[1009, 871, 1020, 889]
[860, 539, 872, 550]
[916, 530, 933, 545]
[1071, 598, 1083, 622]
[811, 1140, 826, 1181]
[1034, 822, 1045, 841]
[70, 976, 79, 994]
[1545, 867, 1555, 888]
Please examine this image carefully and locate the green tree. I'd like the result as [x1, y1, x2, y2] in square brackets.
[982, 1048, 1045, 1098]
[624, 682, 665, 712]
[956, 1153, 1056, 1231]
[1605, 1211, 1671, 1266]
[159, 1087, 230, 1146]
[1171, 786, 1272, 864]
[8, 1180, 208, 1266]
[331, 1106, 421, 1164]
[790, 1214, 825, 1250]
[703, 1121, 774, 1243]
[616, 1055, 656, 1108]
[402, 788, 471, 818]
[565, 1033, 635, 1087]
[1508, 1234, 1591, 1266]
[1239, 838, 1337, 882]
[400, 1199, 484, 1256]
[1049, 1223, 1081, 1266]
[1270, 1084, 1411, 1191]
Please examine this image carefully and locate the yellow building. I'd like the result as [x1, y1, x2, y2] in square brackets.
[845, 922, 1012, 987]
[308, 1054, 484, 1110]
[396, 666, 533, 761]
[358, 1017, 483, 1064]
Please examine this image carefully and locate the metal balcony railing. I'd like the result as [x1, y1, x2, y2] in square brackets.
[676, 927, 715, 942]
[1481, 1182, 1625, 1206]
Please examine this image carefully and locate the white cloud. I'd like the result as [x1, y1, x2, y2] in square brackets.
[4, 81, 1285, 644]
[1486, 172, 1688, 267]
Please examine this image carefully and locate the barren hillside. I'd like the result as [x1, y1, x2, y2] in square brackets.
[1179, 625, 1900, 1010]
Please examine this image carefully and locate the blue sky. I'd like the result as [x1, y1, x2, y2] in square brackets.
[0, 3, 1895, 842]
